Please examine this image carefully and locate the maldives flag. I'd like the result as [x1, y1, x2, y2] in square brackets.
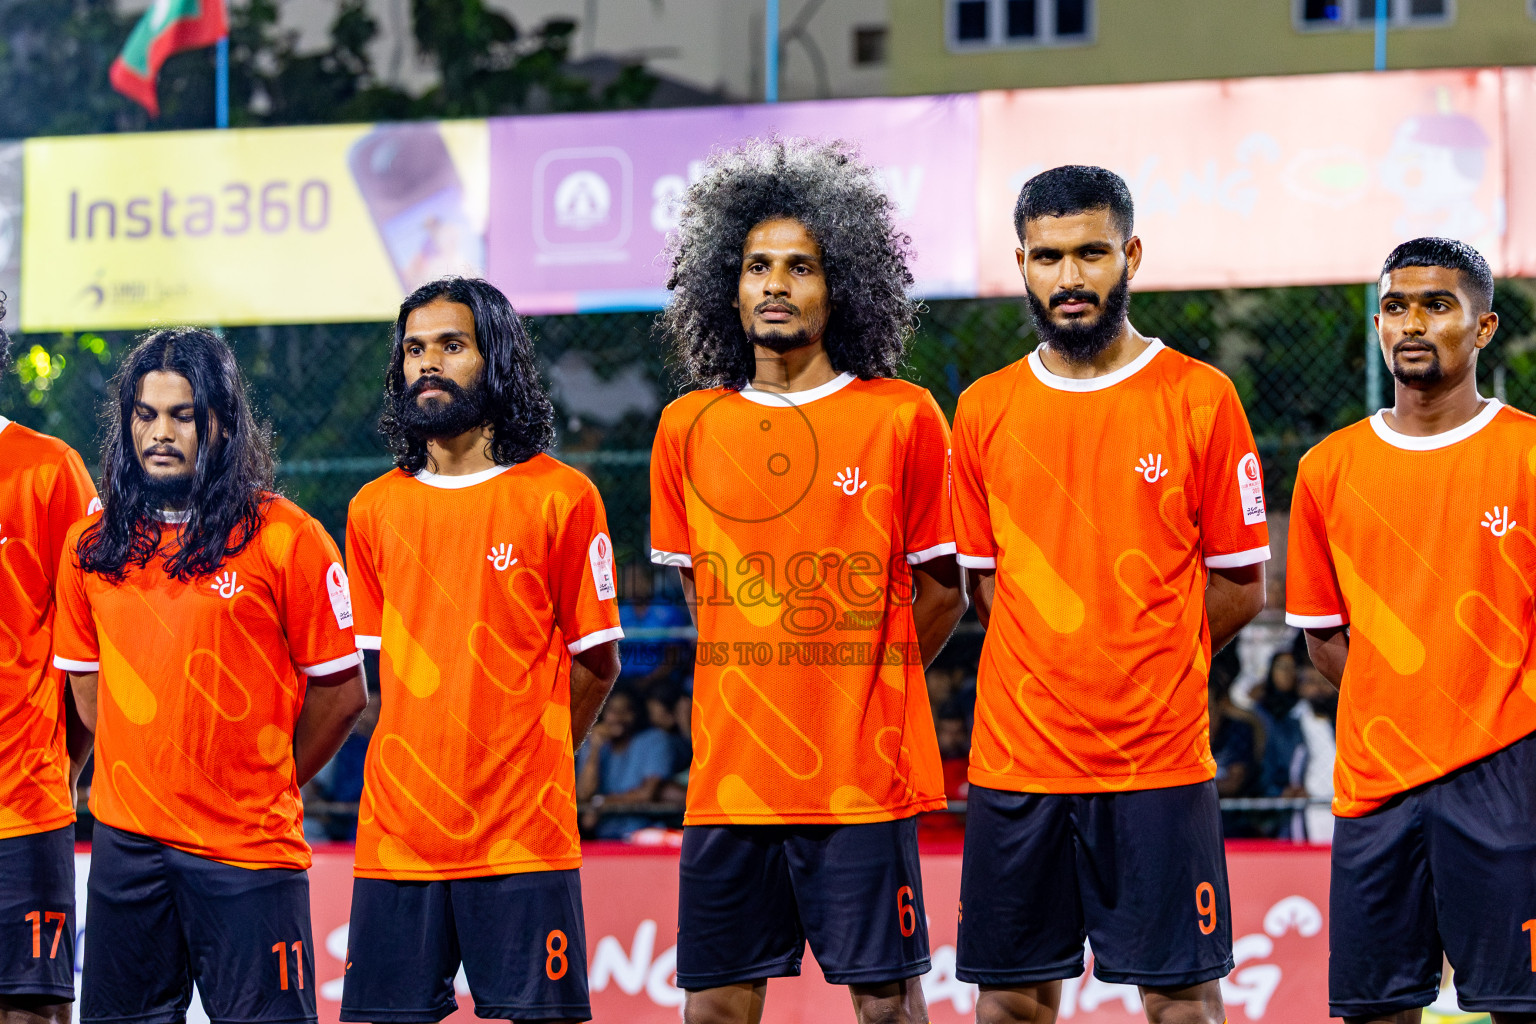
[109, 0, 228, 117]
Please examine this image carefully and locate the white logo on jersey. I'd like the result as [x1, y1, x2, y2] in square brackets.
[1483, 506, 1516, 537]
[486, 543, 519, 571]
[210, 571, 244, 599]
[833, 467, 868, 496]
[1237, 452, 1267, 525]
[589, 533, 617, 601]
[326, 562, 353, 629]
[0, 521, 6, 545]
[1135, 454, 1169, 483]
[87, 497, 103, 515]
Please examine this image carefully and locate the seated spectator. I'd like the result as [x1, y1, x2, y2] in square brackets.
[1209, 646, 1263, 798]
[935, 711, 970, 802]
[618, 566, 692, 687]
[644, 679, 691, 804]
[576, 690, 677, 839]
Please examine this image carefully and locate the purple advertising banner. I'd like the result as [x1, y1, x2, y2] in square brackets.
[487, 95, 978, 314]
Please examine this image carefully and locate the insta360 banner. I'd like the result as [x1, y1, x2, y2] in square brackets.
[18, 66, 1536, 331]
[20, 121, 488, 331]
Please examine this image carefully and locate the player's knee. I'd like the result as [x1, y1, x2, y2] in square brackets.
[975, 989, 1054, 1024]
[1142, 986, 1224, 1024]
[0, 996, 72, 1024]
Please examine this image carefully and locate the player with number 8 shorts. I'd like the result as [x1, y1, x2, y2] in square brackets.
[52, 329, 368, 1024]
[1286, 238, 1536, 1021]
[339, 278, 623, 1024]
[949, 166, 1271, 1024]
[649, 137, 967, 1024]
[0, 292, 97, 1024]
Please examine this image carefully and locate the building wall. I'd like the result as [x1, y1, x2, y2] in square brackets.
[889, 0, 1536, 95]
[115, 0, 889, 103]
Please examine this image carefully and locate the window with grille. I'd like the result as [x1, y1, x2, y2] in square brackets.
[949, 0, 1094, 50]
[1297, 0, 1451, 30]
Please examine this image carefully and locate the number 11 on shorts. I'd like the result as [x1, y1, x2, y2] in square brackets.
[272, 941, 305, 991]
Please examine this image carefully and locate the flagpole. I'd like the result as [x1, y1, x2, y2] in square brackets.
[215, 34, 229, 128]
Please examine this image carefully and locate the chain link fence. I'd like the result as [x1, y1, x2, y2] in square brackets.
[10, 281, 1536, 840]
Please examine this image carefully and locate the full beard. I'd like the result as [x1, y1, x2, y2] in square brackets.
[746, 324, 817, 355]
[394, 373, 488, 439]
[141, 471, 194, 508]
[1390, 348, 1445, 387]
[1026, 268, 1132, 364]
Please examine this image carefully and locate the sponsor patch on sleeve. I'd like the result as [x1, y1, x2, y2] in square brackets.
[1237, 452, 1266, 525]
[589, 532, 617, 601]
[326, 562, 354, 629]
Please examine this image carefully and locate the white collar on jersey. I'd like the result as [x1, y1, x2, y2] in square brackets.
[415, 464, 512, 489]
[153, 510, 192, 523]
[1369, 397, 1503, 451]
[1027, 338, 1166, 393]
[739, 371, 855, 407]
[0, 416, 10, 436]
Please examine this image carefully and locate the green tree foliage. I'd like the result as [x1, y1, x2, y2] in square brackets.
[0, 0, 658, 137]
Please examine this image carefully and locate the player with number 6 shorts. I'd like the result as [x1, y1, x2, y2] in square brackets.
[0, 292, 98, 1024]
[650, 138, 967, 1024]
[950, 166, 1270, 1024]
[1287, 238, 1536, 1020]
[340, 277, 622, 1024]
[52, 329, 368, 1024]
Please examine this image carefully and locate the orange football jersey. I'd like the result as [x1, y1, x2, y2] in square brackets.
[0, 417, 98, 839]
[347, 456, 623, 880]
[1286, 400, 1536, 816]
[649, 374, 952, 825]
[951, 341, 1271, 794]
[53, 496, 360, 868]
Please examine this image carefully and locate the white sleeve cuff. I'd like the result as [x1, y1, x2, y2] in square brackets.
[1286, 612, 1347, 629]
[354, 635, 382, 651]
[299, 652, 364, 676]
[956, 553, 997, 570]
[568, 625, 625, 655]
[650, 548, 691, 567]
[1204, 545, 1272, 569]
[53, 656, 100, 672]
[905, 542, 957, 565]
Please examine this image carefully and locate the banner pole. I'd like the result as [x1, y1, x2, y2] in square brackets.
[765, 0, 779, 103]
[216, 34, 229, 128]
[1373, 0, 1387, 71]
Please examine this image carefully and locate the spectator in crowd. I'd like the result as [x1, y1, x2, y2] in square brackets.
[1209, 646, 1264, 800]
[617, 565, 692, 687]
[921, 703, 972, 842]
[576, 689, 677, 839]
[1253, 643, 1303, 799]
[644, 679, 691, 805]
[1284, 653, 1339, 843]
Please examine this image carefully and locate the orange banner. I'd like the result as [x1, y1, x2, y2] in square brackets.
[977, 69, 1506, 295]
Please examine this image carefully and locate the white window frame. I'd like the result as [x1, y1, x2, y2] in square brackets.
[946, 0, 1096, 52]
[1293, 0, 1454, 32]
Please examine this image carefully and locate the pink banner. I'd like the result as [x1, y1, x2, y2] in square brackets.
[296, 844, 1333, 1024]
[977, 69, 1507, 295]
[1502, 67, 1536, 278]
[485, 95, 979, 314]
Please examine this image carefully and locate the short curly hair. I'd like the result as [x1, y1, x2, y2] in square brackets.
[0, 291, 11, 378]
[657, 136, 917, 391]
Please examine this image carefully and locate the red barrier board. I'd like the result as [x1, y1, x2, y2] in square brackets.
[298, 843, 1331, 1023]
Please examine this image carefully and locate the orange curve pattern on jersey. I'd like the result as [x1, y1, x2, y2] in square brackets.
[347, 456, 623, 880]
[650, 374, 952, 825]
[52, 496, 361, 868]
[0, 418, 98, 840]
[1286, 401, 1536, 816]
[950, 342, 1271, 795]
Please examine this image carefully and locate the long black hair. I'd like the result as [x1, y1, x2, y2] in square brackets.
[378, 276, 555, 474]
[657, 136, 918, 391]
[77, 328, 274, 583]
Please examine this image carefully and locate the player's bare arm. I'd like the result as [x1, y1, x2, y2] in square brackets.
[1303, 626, 1348, 689]
[570, 639, 621, 748]
[292, 665, 368, 786]
[64, 686, 91, 806]
[65, 672, 98, 736]
[1205, 562, 1265, 652]
[911, 556, 967, 668]
[967, 568, 995, 630]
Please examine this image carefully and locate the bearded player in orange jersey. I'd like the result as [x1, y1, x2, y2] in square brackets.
[1288, 239, 1536, 1023]
[340, 277, 622, 1024]
[0, 292, 97, 1024]
[651, 138, 968, 1024]
[950, 166, 1270, 1024]
[53, 328, 368, 1024]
